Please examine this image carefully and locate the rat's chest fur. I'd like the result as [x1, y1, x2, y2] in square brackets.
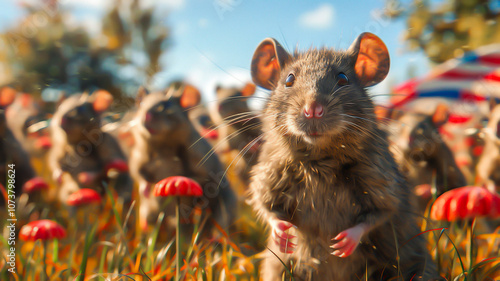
[265, 154, 363, 237]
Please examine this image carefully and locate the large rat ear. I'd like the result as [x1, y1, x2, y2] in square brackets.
[432, 103, 449, 127]
[136, 86, 149, 107]
[348, 32, 390, 87]
[374, 105, 392, 121]
[93, 89, 113, 113]
[251, 38, 291, 90]
[180, 84, 201, 108]
[0, 87, 17, 107]
[241, 82, 256, 97]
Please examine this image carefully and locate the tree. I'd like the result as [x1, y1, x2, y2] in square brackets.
[0, 0, 169, 106]
[384, 0, 500, 63]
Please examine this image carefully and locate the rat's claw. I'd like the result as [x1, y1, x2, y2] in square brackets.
[273, 229, 296, 240]
[330, 237, 348, 249]
[330, 224, 367, 258]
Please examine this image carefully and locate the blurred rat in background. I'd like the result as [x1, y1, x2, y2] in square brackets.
[377, 104, 467, 210]
[0, 87, 48, 208]
[48, 90, 132, 205]
[210, 82, 262, 186]
[128, 85, 236, 233]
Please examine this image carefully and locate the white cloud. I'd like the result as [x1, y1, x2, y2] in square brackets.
[198, 18, 209, 28]
[58, 0, 186, 12]
[298, 3, 335, 30]
[58, 0, 112, 10]
[139, 0, 186, 11]
[64, 13, 102, 35]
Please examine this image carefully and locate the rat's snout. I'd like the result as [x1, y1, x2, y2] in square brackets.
[304, 101, 324, 119]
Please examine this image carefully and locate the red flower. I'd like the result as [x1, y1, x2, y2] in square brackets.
[154, 176, 203, 197]
[19, 220, 66, 241]
[430, 186, 500, 221]
[66, 188, 102, 206]
[22, 177, 49, 193]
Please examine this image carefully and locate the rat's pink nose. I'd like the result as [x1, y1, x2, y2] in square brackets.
[304, 102, 324, 119]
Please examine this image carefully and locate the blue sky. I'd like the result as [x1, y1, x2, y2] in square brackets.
[0, 0, 431, 104]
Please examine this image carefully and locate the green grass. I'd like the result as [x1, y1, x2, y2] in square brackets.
[1, 157, 499, 280]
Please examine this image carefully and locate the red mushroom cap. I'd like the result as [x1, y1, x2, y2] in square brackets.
[154, 176, 203, 197]
[19, 220, 66, 241]
[430, 186, 500, 221]
[22, 177, 49, 193]
[105, 159, 129, 174]
[201, 128, 219, 140]
[35, 135, 52, 150]
[66, 188, 102, 206]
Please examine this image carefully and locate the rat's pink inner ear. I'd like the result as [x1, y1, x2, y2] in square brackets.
[251, 38, 290, 90]
[180, 84, 201, 108]
[350, 33, 390, 87]
[93, 89, 113, 113]
[0, 87, 17, 107]
[374, 105, 391, 121]
[432, 103, 450, 127]
[241, 82, 256, 96]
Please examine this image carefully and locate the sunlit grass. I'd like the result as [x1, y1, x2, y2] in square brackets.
[1, 155, 499, 280]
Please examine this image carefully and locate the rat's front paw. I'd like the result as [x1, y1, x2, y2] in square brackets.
[269, 218, 297, 254]
[331, 224, 367, 258]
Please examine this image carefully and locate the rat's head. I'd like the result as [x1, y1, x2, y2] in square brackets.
[54, 91, 112, 145]
[215, 82, 256, 121]
[251, 32, 389, 147]
[136, 85, 200, 144]
[387, 104, 449, 165]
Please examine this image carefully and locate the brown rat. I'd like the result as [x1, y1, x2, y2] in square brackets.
[247, 33, 441, 280]
[4, 91, 52, 158]
[210, 82, 262, 185]
[48, 91, 132, 205]
[128, 85, 236, 232]
[0, 88, 46, 207]
[476, 102, 500, 192]
[168, 81, 220, 146]
[378, 104, 467, 209]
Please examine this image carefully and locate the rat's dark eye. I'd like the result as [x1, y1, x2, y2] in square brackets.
[285, 73, 295, 87]
[337, 73, 349, 87]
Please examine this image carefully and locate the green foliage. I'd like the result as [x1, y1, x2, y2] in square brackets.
[0, 0, 169, 100]
[384, 0, 500, 63]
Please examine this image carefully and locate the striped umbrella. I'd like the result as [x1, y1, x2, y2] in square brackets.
[391, 44, 500, 109]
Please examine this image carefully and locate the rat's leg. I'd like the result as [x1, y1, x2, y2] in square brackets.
[261, 238, 291, 281]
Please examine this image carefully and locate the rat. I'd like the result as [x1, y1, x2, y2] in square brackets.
[168, 81, 220, 146]
[247, 33, 442, 280]
[128, 85, 236, 231]
[48, 91, 132, 205]
[378, 104, 467, 209]
[210, 82, 262, 185]
[5, 92, 52, 158]
[407, 99, 486, 183]
[475, 102, 500, 192]
[0, 88, 47, 207]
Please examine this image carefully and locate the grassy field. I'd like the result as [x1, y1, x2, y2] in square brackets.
[1, 155, 500, 281]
